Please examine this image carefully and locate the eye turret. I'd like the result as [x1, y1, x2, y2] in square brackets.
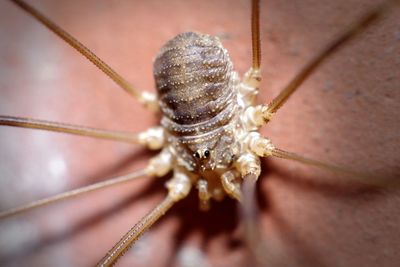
[193, 149, 211, 159]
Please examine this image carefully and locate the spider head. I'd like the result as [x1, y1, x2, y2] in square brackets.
[192, 147, 213, 171]
[183, 145, 212, 171]
[171, 128, 239, 172]
[187, 135, 239, 172]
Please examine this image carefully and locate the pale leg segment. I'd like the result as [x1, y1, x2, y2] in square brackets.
[245, 132, 275, 158]
[243, 68, 261, 89]
[197, 179, 212, 211]
[221, 170, 242, 201]
[137, 126, 165, 150]
[239, 68, 262, 106]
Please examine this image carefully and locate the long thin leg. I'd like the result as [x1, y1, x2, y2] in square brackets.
[0, 169, 147, 219]
[251, 0, 261, 71]
[0, 115, 165, 148]
[0, 115, 138, 143]
[270, 148, 397, 186]
[241, 0, 262, 96]
[97, 196, 175, 267]
[241, 173, 267, 267]
[97, 171, 192, 267]
[0, 148, 173, 219]
[258, 0, 398, 123]
[235, 152, 266, 266]
[9, 0, 158, 110]
[246, 134, 396, 186]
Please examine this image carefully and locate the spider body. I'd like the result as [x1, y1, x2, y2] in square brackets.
[155, 32, 240, 173]
[151, 31, 269, 211]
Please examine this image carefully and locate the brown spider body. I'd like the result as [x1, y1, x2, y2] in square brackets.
[150, 31, 266, 212]
[154, 32, 240, 173]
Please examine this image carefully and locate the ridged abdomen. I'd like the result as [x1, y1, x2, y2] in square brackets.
[153, 32, 237, 137]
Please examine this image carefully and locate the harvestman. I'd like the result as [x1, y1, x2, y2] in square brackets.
[0, 0, 398, 266]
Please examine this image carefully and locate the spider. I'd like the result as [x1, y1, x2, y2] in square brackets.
[0, 0, 400, 266]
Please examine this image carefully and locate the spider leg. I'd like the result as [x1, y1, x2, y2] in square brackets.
[241, 173, 268, 267]
[0, 169, 147, 219]
[246, 133, 398, 186]
[9, 0, 159, 110]
[0, 148, 173, 219]
[240, 0, 262, 104]
[96, 170, 192, 267]
[244, 0, 398, 127]
[270, 148, 399, 186]
[197, 179, 212, 211]
[221, 170, 242, 201]
[0, 115, 165, 149]
[234, 152, 267, 266]
[250, 0, 261, 71]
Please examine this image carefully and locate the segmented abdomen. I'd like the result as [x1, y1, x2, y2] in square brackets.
[153, 32, 237, 137]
